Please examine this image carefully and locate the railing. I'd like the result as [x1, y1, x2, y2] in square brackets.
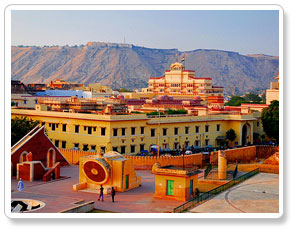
[173, 167, 259, 213]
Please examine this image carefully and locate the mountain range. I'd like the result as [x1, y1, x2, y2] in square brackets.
[11, 42, 279, 94]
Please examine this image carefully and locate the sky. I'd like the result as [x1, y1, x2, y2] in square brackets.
[11, 10, 279, 56]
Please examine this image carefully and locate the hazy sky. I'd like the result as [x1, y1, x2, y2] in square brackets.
[11, 10, 279, 56]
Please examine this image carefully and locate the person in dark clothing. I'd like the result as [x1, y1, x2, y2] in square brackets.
[111, 187, 116, 202]
[98, 185, 104, 201]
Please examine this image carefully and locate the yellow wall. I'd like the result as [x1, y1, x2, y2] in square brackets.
[11, 109, 263, 155]
[154, 174, 198, 201]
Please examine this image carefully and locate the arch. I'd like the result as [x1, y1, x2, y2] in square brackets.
[19, 151, 28, 163]
[241, 123, 252, 146]
[47, 147, 56, 168]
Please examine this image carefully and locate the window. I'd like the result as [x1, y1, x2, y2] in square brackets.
[75, 125, 79, 133]
[24, 100, 27, 104]
[61, 141, 66, 149]
[74, 143, 79, 149]
[257, 122, 260, 127]
[131, 127, 136, 135]
[55, 140, 59, 148]
[101, 146, 106, 153]
[101, 127, 106, 136]
[130, 145, 136, 153]
[174, 127, 179, 135]
[42, 122, 45, 126]
[195, 126, 200, 133]
[205, 139, 209, 146]
[113, 128, 118, 136]
[140, 127, 145, 135]
[88, 127, 92, 135]
[216, 124, 220, 132]
[35, 99, 38, 104]
[140, 144, 145, 151]
[91, 145, 96, 151]
[163, 128, 167, 136]
[83, 144, 89, 151]
[185, 127, 189, 134]
[113, 147, 118, 152]
[121, 128, 126, 136]
[185, 141, 189, 148]
[205, 125, 209, 133]
[195, 140, 200, 147]
[62, 124, 67, 132]
[52, 123, 56, 131]
[121, 146, 126, 154]
[151, 129, 156, 137]
[174, 142, 179, 150]
[93, 127, 96, 132]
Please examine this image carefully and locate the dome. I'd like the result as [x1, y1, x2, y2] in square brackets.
[170, 62, 184, 70]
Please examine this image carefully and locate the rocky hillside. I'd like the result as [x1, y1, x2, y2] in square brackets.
[11, 42, 279, 94]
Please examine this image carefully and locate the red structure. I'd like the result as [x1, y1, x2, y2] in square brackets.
[11, 125, 69, 181]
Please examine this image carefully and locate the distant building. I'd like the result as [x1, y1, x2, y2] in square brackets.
[141, 62, 224, 102]
[47, 79, 84, 90]
[266, 74, 279, 105]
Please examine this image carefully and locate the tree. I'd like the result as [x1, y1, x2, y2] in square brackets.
[166, 109, 187, 115]
[11, 117, 39, 146]
[243, 93, 262, 103]
[225, 96, 246, 106]
[225, 128, 237, 146]
[261, 100, 279, 141]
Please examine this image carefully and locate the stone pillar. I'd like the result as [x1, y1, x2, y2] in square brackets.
[218, 150, 227, 180]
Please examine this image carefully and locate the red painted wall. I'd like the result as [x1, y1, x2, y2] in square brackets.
[11, 128, 69, 176]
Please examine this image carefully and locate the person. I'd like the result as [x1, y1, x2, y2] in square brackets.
[111, 187, 116, 202]
[98, 185, 104, 201]
[17, 178, 24, 191]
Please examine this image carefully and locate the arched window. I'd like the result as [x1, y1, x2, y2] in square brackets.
[19, 151, 28, 163]
[47, 148, 56, 168]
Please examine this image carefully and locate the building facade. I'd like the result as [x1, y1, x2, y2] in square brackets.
[142, 62, 224, 101]
[11, 109, 264, 155]
[266, 74, 279, 105]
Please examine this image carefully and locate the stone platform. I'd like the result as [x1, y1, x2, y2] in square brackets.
[189, 173, 279, 213]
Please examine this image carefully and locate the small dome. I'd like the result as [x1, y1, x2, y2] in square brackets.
[170, 62, 184, 70]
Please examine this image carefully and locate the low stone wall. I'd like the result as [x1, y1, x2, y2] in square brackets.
[228, 164, 279, 174]
[198, 180, 229, 192]
[124, 154, 203, 170]
[210, 145, 278, 164]
[59, 201, 95, 213]
[59, 149, 97, 164]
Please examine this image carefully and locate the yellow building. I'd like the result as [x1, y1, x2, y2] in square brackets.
[266, 74, 279, 105]
[152, 162, 201, 201]
[11, 107, 264, 155]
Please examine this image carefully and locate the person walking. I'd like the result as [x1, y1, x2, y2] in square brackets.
[17, 178, 24, 191]
[111, 187, 116, 202]
[98, 185, 104, 201]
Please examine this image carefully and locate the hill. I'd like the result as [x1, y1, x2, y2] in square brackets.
[11, 42, 279, 94]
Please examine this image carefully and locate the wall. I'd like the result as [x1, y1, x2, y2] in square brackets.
[210, 145, 278, 164]
[11, 127, 69, 176]
[124, 154, 202, 170]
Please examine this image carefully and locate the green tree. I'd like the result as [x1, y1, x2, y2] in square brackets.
[166, 109, 187, 115]
[11, 117, 39, 146]
[225, 128, 237, 146]
[261, 100, 279, 141]
[243, 93, 262, 103]
[225, 96, 246, 106]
